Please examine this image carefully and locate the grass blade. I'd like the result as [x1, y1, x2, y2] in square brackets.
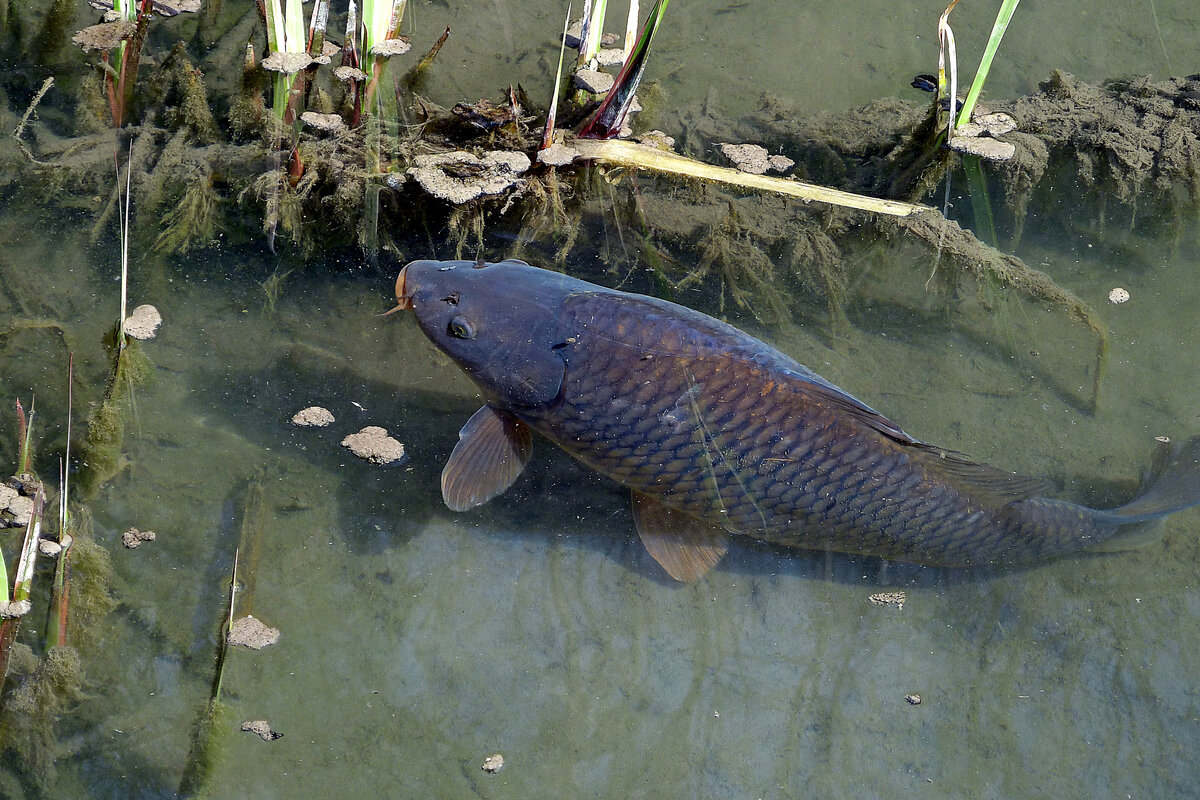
[578, 0, 669, 140]
[956, 0, 1021, 128]
[541, 3, 573, 149]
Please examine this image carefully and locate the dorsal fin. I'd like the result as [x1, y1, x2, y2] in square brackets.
[788, 377, 1051, 506]
[441, 406, 533, 511]
[631, 491, 730, 582]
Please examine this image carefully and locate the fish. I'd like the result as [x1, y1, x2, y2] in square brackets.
[392, 258, 1200, 581]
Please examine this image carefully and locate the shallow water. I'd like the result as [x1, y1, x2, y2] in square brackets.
[3, 2, 1200, 799]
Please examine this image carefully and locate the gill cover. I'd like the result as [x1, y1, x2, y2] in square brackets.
[399, 259, 575, 408]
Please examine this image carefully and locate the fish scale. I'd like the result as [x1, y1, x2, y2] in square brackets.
[520, 291, 1115, 566]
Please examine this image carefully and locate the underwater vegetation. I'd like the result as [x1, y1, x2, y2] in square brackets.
[2, 0, 1194, 422]
[2, 1, 1200, 794]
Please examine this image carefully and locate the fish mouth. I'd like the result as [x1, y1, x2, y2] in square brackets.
[381, 264, 415, 316]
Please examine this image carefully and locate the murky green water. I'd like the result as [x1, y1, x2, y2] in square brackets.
[2, 2, 1200, 798]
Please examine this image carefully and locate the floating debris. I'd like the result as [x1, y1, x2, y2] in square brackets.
[0, 484, 33, 528]
[482, 753, 505, 773]
[563, 19, 585, 47]
[241, 720, 284, 741]
[291, 406, 335, 427]
[228, 615, 280, 650]
[334, 65, 368, 82]
[4, 495, 33, 527]
[123, 304, 163, 340]
[868, 591, 906, 610]
[947, 135, 1016, 161]
[408, 150, 530, 205]
[537, 142, 581, 167]
[341, 426, 407, 465]
[905, 693, 922, 706]
[261, 51, 319, 75]
[1108, 287, 1130, 304]
[72, 21, 137, 52]
[573, 69, 615, 95]
[596, 48, 625, 66]
[371, 39, 412, 57]
[0, 600, 32, 619]
[300, 112, 348, 135]
[976, 112, 1017, 136]
[122, 528, 157, 549]
[718, 143, 794, 175]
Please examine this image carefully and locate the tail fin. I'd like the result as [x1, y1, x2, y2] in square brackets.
[1085, 436, 1200, 552]
[1108, 435, 1200, 522]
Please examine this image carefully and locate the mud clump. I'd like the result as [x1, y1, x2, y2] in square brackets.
[71, 22, 136, 52]
[228, 615, 280, 650]
[241, 720, 284, 741]
[291, 406, 335, 427]
[718, 143, 794, 174]
[123, 304, 162, 340]
[341, 426, 407, 465]
[121, 528, 157, 548]
[409, 150, 531, 204]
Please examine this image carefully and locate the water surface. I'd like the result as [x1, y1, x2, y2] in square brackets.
[2, 2, 1199, 798]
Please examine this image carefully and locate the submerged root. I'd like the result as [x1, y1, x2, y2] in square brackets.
[0, 646, 85, 781]
[448, 202, 486, 259]
[78, 341, 154, 498]
[894, 211, 1108, 410]
[152, 160, 219, 254]
[788, 220, 850, 335]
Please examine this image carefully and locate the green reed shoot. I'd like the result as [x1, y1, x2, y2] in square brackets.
[11, 489, 45, 609]
[542, 4, 573, 149]
[105, 0, 152, 127]
[361, 0, 408, 113]
[576, 0, 608, 69]
[47, 355, 75, 649]
[264, 0, 308, 122]
[15, 398, 33, 476]
[956, 0, 1021, 128]
[118, 145, 132, 354]
[936, 0, 960, 137]
[578, 0, 670, 139]
[0, 489, 42, 682]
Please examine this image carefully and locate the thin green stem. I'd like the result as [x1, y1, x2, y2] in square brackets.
[956, 0, 1021, 128]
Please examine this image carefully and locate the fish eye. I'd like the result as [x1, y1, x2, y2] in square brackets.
[448, 315, 475, 340]
[441, 292, 460, 305]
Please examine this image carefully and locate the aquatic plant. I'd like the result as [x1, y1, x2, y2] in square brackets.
[956, 0, 1021, 129]
[262, 0, 311, 124]
[935, 0, 1021, 136]
[71, 0, 153, 128]
[541, 7, 574, 149]
[578, 0, 669, 139]
[15, 398, 33, 477]
[0, 479, 45, 682]
[80, 158, 153, 496]
[360, 0, 410, 113]
[180, 476, 273, 796]
[177, 549, 239, 798]
[46, 356, 75, 651]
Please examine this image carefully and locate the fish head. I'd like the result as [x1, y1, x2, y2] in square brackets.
[395, 258, 575, 408]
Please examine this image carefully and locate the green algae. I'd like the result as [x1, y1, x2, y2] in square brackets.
[78, 338, 153, 499]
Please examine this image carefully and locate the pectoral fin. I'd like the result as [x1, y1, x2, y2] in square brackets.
[441, 406, 533, 511]
[631, 491, 730, 582]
